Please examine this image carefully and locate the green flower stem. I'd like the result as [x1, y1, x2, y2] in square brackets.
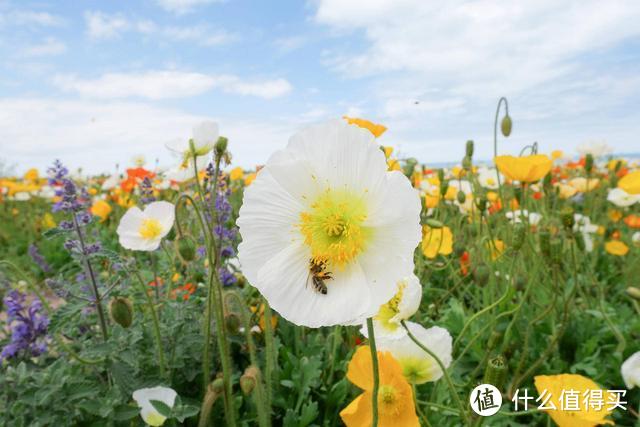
[366, 318, 380, 427]
[401, 320, 469, 425]
[262, 298, 276, 417]
[493, 96, 509, 211]
[189, 153, 238, 427]
[133, 269, 166, 378]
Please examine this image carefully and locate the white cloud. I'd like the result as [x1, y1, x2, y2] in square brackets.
[21, 37, 67, 57]
[7, 10, 66, 27]
[83, 11, 236, 46]
[274, 36, 307, 53]
[53, 71, 292, 100]
[0, 97, 293, 174]
[155, 0, 222, 14]
[85, 11, 129, 39]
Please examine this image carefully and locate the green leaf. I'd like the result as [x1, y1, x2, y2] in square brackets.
[173, 404, 200, 422]
[150, 400, 172, 418]
[113, 404, 140, 421]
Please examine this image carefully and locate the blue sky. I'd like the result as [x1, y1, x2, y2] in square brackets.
[1, 0, 639, 174]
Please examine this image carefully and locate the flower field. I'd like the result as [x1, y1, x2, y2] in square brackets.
[2, 104, 640, 426]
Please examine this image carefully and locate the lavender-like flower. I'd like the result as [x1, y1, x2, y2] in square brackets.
[28, 244, 52, 274]
[212, 172, 238, 286]
[140, 176, 156, 205]
[1, 290, 49, 360]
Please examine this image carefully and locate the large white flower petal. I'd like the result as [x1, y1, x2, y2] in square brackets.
[143, 201, 175, 234]
[192, 120, 219, 151]
[622, 351, 640, 389]
[132, 386, 177, 427]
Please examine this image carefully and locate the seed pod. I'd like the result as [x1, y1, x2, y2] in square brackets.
[501, 114, 512, 137]
[175, 235, 197, 262]
[560, 207, 575, 229]
[214, 136, 229, 158]
[109, 297, 133, 328]
[465, 140, 474, 158]
[511, 223, 526, 251]
[456, 190, 466, 204]
[240, 366, 261, 395]
[483, 355, 508, 390]
[473, 264, 490, 286]
[584, 154, 594, 174]
[539, 229, 551, 257]
[626, 287, 640, 300]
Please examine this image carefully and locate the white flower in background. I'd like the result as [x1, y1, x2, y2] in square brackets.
[448, 180, 473, 195]
[117, 201, 175, 251]
[607, 188, 640, 207]
[576, 141, 613, 158]
[360, 275, 422, 339]
[573, 213, 599, 252]
[621, 352, 640, 389]
[102, 174, 120, 190]
[377, 322, 452, 384]
[237, 120, 421, 327]
[165, 156, 210, 183]
[477, 167, 501, 190]
[506, 209, 542, 226]
[132, 155, 146, 167]
[165, 120, 219, 182]
[14, 192, 31, 201]
[132, 386, 177, 426]
[37, 185, 56, 199]
[633, 232, 640, 246]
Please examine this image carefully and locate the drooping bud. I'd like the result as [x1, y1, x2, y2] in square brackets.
[214, 136, 229, 159]
[473, 264, 490, 286]
[584, 154, 594, 174]
[501, 114, 512, 137]
[225, 312, 241, 334]
[626, 287, 640, 300]
[175, 234, 197, 262]
[511, 223, 526, 251]
[212, 377, 225, 394]
[109, 297, 133, 328]
[560, 207, 575, 229]
[483, 355, 508, 390]
[465, 140, 474, 158]
[456, 190, 466, 204]
[240, 366, 260, 395]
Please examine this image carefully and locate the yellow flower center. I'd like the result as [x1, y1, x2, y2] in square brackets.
[399, 356, 435, 384]
[139, 218, 163, 240]
[299, 188, 370, 268]
[378, 385, 400, 415]
[375, 281, 407, 331]
[144, 412, 167, 427]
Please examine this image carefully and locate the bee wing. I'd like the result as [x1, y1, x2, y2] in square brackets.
[304, 270, 313, 289]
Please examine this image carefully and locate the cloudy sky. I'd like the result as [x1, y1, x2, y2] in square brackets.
[1, 0, 639, 174]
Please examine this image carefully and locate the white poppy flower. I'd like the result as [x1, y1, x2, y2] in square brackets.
[237, 120, 421, 327]
[506, 209, 542, 226]
[165, 156, 210, 183]
[132, 386, 177, 426]
[573, 213, 598, 252]
[377, 322, 452, 384]
[621, 351, 640, 389]
[633, 232, 640, 245]
[14, 192, 31, 201]
[477, 167, 501, 190]
[167, 120, 219, 159]
[360, 275, 422, 339]
[576, 141, 613, 158]
[102, 174, 120, 190]
[117, 201, 175, 251]
[607, 188, 640, 207]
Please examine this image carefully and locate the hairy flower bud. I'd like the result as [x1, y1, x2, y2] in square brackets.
[511, 223, 526, 251]
[473, 264, 490, 286]
[456, 190, 466, 204]
[501, 114, 512, 137]
[465, 140, 474, 158]
[560, 207, 575, 229]
[109, 297, 133, 328]
[626, 287, 640, 300]
[440, 181, 449, 197]
[462, 156, 472, 171]
[214, 137, 229, 159]
[175, 235, 197, 262]
[225, 312, 241, 334]
[240, 366, 261, 395]
[425, 219, 444, 229]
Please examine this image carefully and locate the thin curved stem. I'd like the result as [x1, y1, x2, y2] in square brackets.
[366, 318, 380, 427]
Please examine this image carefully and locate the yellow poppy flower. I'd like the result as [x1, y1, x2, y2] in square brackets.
[494, 154, 552, 183]
[244, 172, 257, 186]
[23, 168, 39, 182]
[605, 240, 629, 256]
[421, 225, 453, 259]
[41, 213, 56, 230]
[619, 170, 640, 194]
[551, 150, 564, 160]
[608, 209, 623, 222]
[534, 374, 614, 427]
[569, 177, 599, 193]
[424, 194, 440, 209]
[487, 239, 505, 260]
[555, 183, 578, 199]
[343, 116, 387, 138]
[91, 200, 112, 221]
[340, 346, 419, 427]
[229, 166, 244, 181]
